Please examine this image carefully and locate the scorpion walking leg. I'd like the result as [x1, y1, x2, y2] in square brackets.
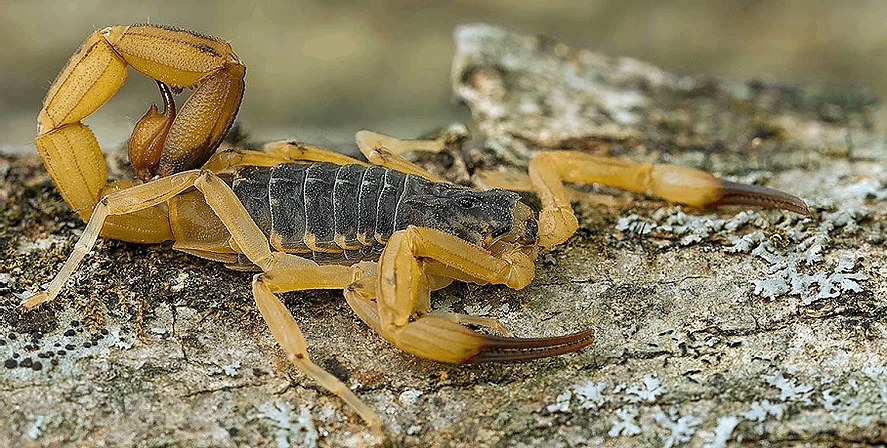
[425, 312, 515, 337]
[347, 226, 594, 364]
[472, 169, 535, 192]
[205, 130, 448, 183]
[22, 171, 206, 309]
[346, 267, 514, 338]
[527, 151, 811, 248]
[202, 140, 368, 172]
[472, 170, 626, 208]
[355, 130, 447, 182]
[189, 173, 382, 431]
[251, 266, 383, 433]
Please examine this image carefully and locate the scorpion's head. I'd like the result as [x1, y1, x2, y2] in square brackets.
[489, 198, 538, 253]
[402, 185, 539, 259]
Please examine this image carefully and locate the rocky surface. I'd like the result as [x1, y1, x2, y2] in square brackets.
[1, 24, 885, 447]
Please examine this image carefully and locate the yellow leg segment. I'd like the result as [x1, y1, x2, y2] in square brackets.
[253, 267, 383, 434]
[473, 170, 626, 207]
[355, 130, 447, 182]
[203, 140, 368, 173]
[206, 131, 445, 182]
[529, 151, 810, 248]
[22, 171, 205, 309]
[192, 172, 382, 430]
[346, 226, 594, 364]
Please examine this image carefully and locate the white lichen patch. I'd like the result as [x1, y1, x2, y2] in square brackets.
[209, 360, 242, 377]
[763, 371, 814, 403]
[625, 374, 666, 403]
[548, 375, 663, 414]
[108, 326, 133, 350]
[16, 234, 71, 253]
[462, 303, 493, 316]
[833, 177, 887, 202]
[741, 399, 785, 422]
[615, 202, 869, 305]
[813, 376, 882, 425]
[702, 416, 740, 448]
[746, 234, 867, 303]
[169, 271, 190, 293]
[547, 376, 669, 441]
[254, 400, 318, 448]
[549, 365, 887, 445]
[573, 380, 608, 409]
[751, 369, 887, 428]
[608, 406, 642, 437]
[26, 415, 47, 440]
[653, 409, 701, 448]
[398, 388, 424, 406]
[546, 390, 572, 413]
[863, 366, 887, 405]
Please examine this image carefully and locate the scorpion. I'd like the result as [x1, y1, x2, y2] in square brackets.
[23, 24, 809, 432]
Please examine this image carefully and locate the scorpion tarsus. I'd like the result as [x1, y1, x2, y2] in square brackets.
[465, 328, 595, 363]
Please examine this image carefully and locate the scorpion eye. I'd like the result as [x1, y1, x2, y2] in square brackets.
[457, 196, 478, 209]
[525, 218, 538, 242]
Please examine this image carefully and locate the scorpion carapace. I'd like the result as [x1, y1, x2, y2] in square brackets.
[24, 24, 811, 433]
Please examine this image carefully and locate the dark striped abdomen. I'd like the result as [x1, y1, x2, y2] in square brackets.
[230, 162, 431, 264]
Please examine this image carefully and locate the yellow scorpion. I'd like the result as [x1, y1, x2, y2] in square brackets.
[24, 24, 809, 431]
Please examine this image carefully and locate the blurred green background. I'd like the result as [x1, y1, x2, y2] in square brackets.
[2, 0, 885, 154]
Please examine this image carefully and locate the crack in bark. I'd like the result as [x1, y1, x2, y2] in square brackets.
[183, 381, 265, 398]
